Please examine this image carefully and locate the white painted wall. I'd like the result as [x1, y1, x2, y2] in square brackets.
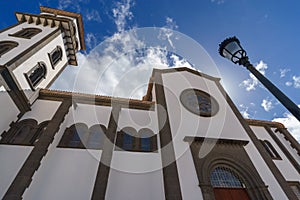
[0, 145, 33, 199]
[23, 103, 114, 199]
[66, 103, 112, 128]
[106, 151, 165, 200]
[23, 148, 101, 200]
[0, 91, 19, 135]
[161, 71, 253, 199]
[162, 71, 250, 142]
[250, 126, 300, 181]
[0, 22, 56, 65]
[245, 143, 288, 200]
[161, 70, 289, 199]
[12, 34, 68, 99]
[20, 100, 61, 124]
[271, 127, 300, 164]
[118, 108, 158, 132]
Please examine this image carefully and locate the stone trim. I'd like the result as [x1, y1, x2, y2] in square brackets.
[91, 104, 121, 200]
[154, 71, 183, 200]
[39, 89, 155, 111]
[187, 137, 273, 200]
[214, 80, 298, 200]
[3, 99, 72, 200]
[0, 69, 31, 113]
[275, 128, 300, 156]
[246, 119, 284, 128]
[264, 127, 300, 173]
[152, 67, 220, 82]
[39, 6, 86, 50]
[184, 136, 249, 146]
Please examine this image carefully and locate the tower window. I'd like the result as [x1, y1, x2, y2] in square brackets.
[0, 41, 18, 57]
[48, 46, 63, 69]
[260, 140, 281, 160]
[24, 62, 47, 90]
[9, 28, 42, 39]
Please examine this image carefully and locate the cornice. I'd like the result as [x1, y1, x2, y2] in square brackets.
[40, 6, 86, 50]
[246, 119, 285, 128]
[39, 89, 154, 111]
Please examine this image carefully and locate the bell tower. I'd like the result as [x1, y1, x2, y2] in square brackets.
[0, 6, 85, 113]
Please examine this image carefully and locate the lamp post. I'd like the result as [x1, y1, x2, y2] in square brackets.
[219, 36, 300, 121]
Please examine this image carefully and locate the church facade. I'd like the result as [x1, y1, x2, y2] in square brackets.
[0, 7, 299, 200]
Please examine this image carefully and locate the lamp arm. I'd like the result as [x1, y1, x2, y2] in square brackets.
[245, 64, 300, 121]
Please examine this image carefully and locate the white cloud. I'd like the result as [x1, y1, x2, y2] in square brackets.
[85, 33, 98, 49]
[158, 17, 179, 49]
[239, 104, 250, 118]
[273, 109, 300, 142]
[292, 75, 300, 88]
[279, 68, 290, 78]
[52, 0, 190, 99]
[112, 0, 134, 32]
[85, 9, 102, 22]
[240, 60, 268, 91]
[165, 17, 178, 30]
[211, 0, 225, 4]
[285, 81, 292, 87]
[57, 0, 84, 12]
[261, 98, 274, 112]
[52, 0, 218, 103]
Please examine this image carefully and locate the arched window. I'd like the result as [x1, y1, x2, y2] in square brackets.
[210, 167, 245, 188]
[0, 119, 47, 146]
[24, 62, 47, 90]
[10, 28, 42, 39]
[260, 140, 281, 159]
[86, 124, 106, 149]
[139, 128, 157, 152]
[115, 127, 157, 152]
[58, 123, 88, 148]
[58, 123, 107, 150]
[48, 46, 62, 69]
[210, 166, 250, 200]
[0, 41, 18, 57]
[116, 127, 137, 151]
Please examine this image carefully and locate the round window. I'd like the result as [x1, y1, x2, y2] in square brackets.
[180, 89, 219, 117]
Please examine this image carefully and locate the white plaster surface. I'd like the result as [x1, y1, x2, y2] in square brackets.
[271, 127, 300, 164]
[0, 145, 33, 199]
[23, 148, 101, 200]
[12, 34, 67, 95]
[106, 151, 165, 200]
[0, 91, 19, 135]
[245, 143, 288, 200]
[21, 100, 61, 124]
[66, 104, 112, 128]
[118, 108, 158, 132]
[250, 126, 300, 181]
[0, 23, 56, 65]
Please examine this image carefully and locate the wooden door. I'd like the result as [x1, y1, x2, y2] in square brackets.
[214, 188, 250, 200]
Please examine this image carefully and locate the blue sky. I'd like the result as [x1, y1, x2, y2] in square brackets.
[1, 0, 300, 140]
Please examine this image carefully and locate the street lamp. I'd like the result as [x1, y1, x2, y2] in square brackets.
[219, 36, 300, 121]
